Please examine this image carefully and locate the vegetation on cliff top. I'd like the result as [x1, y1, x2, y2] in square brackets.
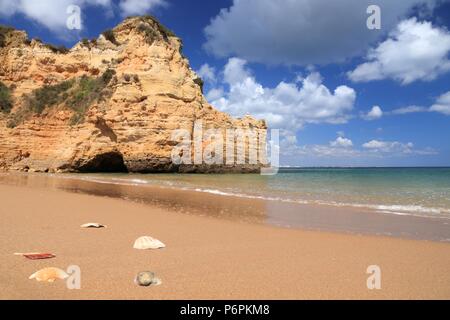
[0, 81, 13, 113]
[32, 38, 70, 54]
[0, 25, 69, 53]
[127, 15, 176, 41]
[0, 25, 14, 47]
[7, 69, 116, 128]
[102, 29, 120, 45]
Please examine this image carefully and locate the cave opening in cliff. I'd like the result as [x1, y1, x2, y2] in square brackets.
[78, 152, 128, 173]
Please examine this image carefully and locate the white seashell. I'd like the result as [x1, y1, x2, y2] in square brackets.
[14, 252, 40, 256]
[29, 267, 69, 282]
[80, 223, 107, 228]
[133, 236, 165, 250]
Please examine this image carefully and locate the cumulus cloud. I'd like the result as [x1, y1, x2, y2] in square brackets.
[208, 58, 356, 134]
[363, 140, 415, 153]
[196, 63, 216, 83]
[348, 18, 450, 84]
[0, 0, 167, 33]
[205, 88, 224, 102]
[282, 138, 436, 162]
[119, 0, 167, 16]
[363, 106, 383, 120]
[1, 0, 86, 31]
[363, 140, 438, 155]
[0, 0, 114, 31]
[430, 91, 450, 115]
[330, 136, 354, 148]
[204, 0, 440, 66]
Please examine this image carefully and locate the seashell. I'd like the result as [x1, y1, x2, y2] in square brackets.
[14, 252, 40, 256]
[25, 253, 55, 260]
[80, 223, 107, 228]
[133, 236, 165, 250]
[135, 271, 162, 287]
[14, 252, 56, 260]
[29, 267, 69, 282]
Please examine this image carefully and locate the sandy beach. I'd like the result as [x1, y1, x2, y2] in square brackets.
[1, 181, 450, 300]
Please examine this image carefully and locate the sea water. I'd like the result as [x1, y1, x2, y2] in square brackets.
[71, 167, 450, 219]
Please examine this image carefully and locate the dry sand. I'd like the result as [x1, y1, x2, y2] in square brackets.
[1, 184, 450, 299]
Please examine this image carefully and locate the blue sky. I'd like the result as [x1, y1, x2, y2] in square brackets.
[1, 0, 449, 166]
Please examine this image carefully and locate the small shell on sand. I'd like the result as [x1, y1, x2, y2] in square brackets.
[14, 252, 56, 260]
[29, 267, 69, 282]
[80, 223, 107, 228]
[133, 236, 165, 250]
[135, 271, 162, 287]
[25, 253, 55, 260]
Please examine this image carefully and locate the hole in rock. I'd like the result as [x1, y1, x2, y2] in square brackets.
[78, 152, 128, 173]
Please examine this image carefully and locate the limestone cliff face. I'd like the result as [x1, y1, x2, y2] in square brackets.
[0, 17, 266, 173]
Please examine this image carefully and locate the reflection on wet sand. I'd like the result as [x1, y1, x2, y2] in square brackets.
[0, 173, 269, 224]
[1, 172, 450, 242]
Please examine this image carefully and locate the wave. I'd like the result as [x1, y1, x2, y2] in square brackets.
[59, 174, 450, 220]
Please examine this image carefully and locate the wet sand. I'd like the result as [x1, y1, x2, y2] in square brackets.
[1, 172, 450, 242]
[1, 183, 450, 299]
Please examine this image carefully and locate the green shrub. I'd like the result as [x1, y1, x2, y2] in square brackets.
[6, 108, 29, 128]
[12, 70, 116, 127]
[26, 79, 75, 114]
[137, 23, 159, 44]
[0, 25, 14, 47]
[0, 81, 13, 113]
[102, 29, 119, 45]
[193, 77, 204, 93]
[45, 44, 69, 54]
[140, 15, 176, 38]
[101, 69, 116, 84]
[127, 15, 176, 42]
[67, 69, 116, 125]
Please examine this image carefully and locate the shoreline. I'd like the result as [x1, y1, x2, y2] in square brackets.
[0, 182, 450, 299]
[1, 172, 450, 242]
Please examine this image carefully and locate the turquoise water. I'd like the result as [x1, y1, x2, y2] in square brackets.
[70, 167, 450, 219]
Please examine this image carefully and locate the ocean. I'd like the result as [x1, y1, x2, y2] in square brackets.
[56, 167, 450, 219]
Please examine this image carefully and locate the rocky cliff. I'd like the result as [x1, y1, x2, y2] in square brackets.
[0, 17, 266, 173]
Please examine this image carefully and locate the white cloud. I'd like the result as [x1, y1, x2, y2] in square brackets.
[330, 136, 353, 148]
[430, 91, 450, 115]
[0, 1, 20, 16]
[391, 105, 428, 114]
[362, 140, 438, 155]
[119, 0, 167, 16]
[363, 106, 383, 120]
[208, 58, 356, 134]
[196, 63, 216, 83]
[282, 138, 436, 161]
[348, 18, 450, 84]
[0, 0, 167, 33]
[205, 88, 224, 102]
[363, 140, 415, 153]
[223, 57, 248, 84]
[0, 0, 112, 32]
[204, 0, 439, 66]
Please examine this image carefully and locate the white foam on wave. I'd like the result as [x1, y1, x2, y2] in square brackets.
[60, 174, 450, 220]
